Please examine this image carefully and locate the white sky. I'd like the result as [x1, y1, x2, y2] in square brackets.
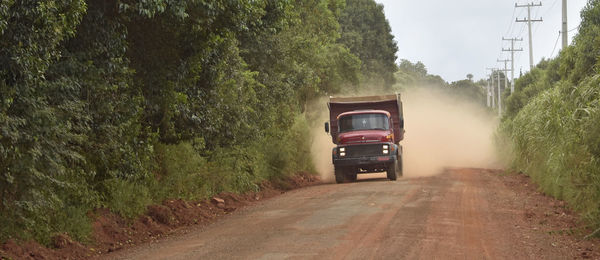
[374, 0, 589, 82]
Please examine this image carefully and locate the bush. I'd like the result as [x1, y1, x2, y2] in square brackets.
[103, 179, 152, 220]
[141, 115, 315, 207]
[152, 141, 212, 201]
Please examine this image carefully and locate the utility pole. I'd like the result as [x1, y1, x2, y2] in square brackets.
[562, 0, 568, 49]
[502, 37, 523, 94]
[485, 68, 496, 108]
[486, 75, 491, 107]
[496, 69, 502, 116]
[498, 59, 511, 96]
[516, 2, 543, 70]
[497, 60, 511, 117]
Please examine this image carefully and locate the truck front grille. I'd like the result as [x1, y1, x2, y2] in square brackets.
[344, 144, 384, 157]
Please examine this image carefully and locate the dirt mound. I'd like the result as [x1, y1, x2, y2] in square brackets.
[1, 233, 91, 260]
[0, 172, 320, 259]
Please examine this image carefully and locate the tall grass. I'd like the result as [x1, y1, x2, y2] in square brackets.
[499, 75, 600, 233]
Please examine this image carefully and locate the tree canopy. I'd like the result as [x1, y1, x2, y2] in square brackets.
[0, 0, 398, 243]
[338, 0, 398, 89]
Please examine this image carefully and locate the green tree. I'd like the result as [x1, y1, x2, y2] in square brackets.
[0, 0, 90, 242]
[448, 79, 485, 106]
[394, 59, 446, 89]
[338, 0, 398, 89]
[0, 0, 398, 244]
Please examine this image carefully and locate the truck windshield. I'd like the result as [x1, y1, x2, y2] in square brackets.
[338, 113, 389, 132]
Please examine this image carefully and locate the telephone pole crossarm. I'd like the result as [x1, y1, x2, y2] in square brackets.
[515, 2, 543, 70]
[516, 18, 543, 22]
[515, 2, 542, 8]
[502, 48, 524, 51]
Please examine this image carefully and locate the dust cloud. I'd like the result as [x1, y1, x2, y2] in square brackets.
[401, 87, 501, 177]
[309, 87, 502, 181]
[309, 97, 336, 183]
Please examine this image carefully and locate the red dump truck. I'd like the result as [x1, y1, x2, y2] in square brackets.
[325, 94, 404, 183]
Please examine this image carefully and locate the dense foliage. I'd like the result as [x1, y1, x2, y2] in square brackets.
[394, 59, 486, 105]
[339, 0, 398, 89]
[0, 0, 397, 243]
[500, 0, 600, 235]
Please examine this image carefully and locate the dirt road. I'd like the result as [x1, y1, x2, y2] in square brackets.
[108, 168, 595, 259]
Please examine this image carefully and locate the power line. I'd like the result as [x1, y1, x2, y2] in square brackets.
[550, 31, 561, 57]
[505, 7, 517, 36]
[549, 27, 578, 59]
[568, 25, 580, 32]
[516, 17, 528, 40]
[544, 0, 560, 18]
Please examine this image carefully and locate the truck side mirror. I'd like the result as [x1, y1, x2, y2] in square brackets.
[324, 122, 330, 133]
[400, 118, 404, 129]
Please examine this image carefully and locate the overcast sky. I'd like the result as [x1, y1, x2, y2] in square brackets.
[374, 0, 589, 82]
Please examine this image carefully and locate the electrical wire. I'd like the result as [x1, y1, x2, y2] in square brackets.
[505, 7, 517, 36]
[512, 8, 527, 37]
[542, 0, 560, 20]
[517, 22, 527, 39]
[568, 25, 580, 32]
[550, 31, 561, 57]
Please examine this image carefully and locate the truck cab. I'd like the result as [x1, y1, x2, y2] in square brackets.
[325, 95, 404, 183]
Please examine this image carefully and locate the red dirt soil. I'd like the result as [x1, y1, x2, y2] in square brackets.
[0, 173, 319, 260]
[1, 170, 599, 259]
[103, 168, 600, 259]
[495, 170, 600, 259]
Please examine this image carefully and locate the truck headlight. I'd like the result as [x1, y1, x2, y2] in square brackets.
[340, 152, 346, 157]
[383, 144, 389, 154]
[340, 147, 345, 152]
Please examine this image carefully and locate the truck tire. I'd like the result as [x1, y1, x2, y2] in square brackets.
[398, 155, 403, 177]
[335, 167, 346, 184]
[387, 160, 398, 181]
[347, 173, 357, 182]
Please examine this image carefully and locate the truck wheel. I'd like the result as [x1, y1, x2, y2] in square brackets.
[347, 173, 357, 182]
[397, 155, 403, 177]
[335, 167, 346, 184]
[387, 160, 398, 181]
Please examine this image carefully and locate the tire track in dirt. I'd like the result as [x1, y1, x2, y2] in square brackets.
[106, 169, 597, 260]
[407, 168, 498, 259]
[329, 184, 421, 259]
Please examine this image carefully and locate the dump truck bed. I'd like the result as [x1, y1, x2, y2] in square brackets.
[328, 94, 404, 145]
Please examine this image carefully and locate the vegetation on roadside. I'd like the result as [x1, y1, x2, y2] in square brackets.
[0, 0, 398, 244]
[394, 59, 487, 105]
[499, 0, 600, 236]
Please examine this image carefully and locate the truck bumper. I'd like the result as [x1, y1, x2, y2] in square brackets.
[333, 155, 396, 168]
